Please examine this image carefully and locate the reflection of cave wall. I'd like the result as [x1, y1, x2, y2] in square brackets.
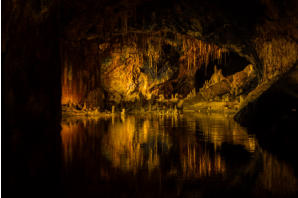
[61, 114, 298, 196]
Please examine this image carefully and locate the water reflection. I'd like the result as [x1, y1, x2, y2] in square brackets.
[258, 149, 297, 195]
[61, 113, 298, 197]
[102, 116, 172, 174]
[188, 114, 256, 152]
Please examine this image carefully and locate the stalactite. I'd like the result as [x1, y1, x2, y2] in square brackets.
[187, 56, 190, 70]
[62, 30, 228, 105]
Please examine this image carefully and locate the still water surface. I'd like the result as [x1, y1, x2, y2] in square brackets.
[61, 113, 297, 198]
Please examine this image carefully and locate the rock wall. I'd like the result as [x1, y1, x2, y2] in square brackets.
[4, 0, 297, 124]
[61, 40, 105, 107]
[60, 0, 298, 115]
[61, 33, 226, 107]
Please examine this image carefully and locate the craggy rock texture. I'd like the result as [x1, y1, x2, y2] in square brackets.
[235, 66, 298, 127]
[60, 0, 298, 115]
[61, 33, 225, 106]
[199, 64, 256, 100]
[4, 0, 296, 132]
[4, 1, 297, 121]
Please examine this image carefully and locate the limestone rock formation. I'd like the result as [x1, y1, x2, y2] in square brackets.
[199, 64, 257, 100]
[58, 0, 298, 116]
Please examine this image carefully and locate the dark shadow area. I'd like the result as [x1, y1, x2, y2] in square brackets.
[235, 74, 298, 177]
[2, 1, 62, 197]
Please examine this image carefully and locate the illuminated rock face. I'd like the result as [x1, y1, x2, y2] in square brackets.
[59, 0, 298, 113]
[4, 0, 297, 124]
[61, 41, 105, 107]
[61, 33, 226, 106]
[199, 64, 257, 100]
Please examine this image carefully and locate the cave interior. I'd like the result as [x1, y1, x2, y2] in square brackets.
[2, 0, 298, 197]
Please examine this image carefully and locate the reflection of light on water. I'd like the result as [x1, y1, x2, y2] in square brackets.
[61, 118, 99, 165]
[61, 122, 81, 165]
[102, 116, 171, 174]
[60, 114, 253, 177]
[185, 113, 257, 152]
[258, 150, 297, 194]
[181, 144, 225, 177]
[60, 113, 298, 194]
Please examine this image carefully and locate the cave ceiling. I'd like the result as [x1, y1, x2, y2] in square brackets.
[62, 0, 297, 60]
